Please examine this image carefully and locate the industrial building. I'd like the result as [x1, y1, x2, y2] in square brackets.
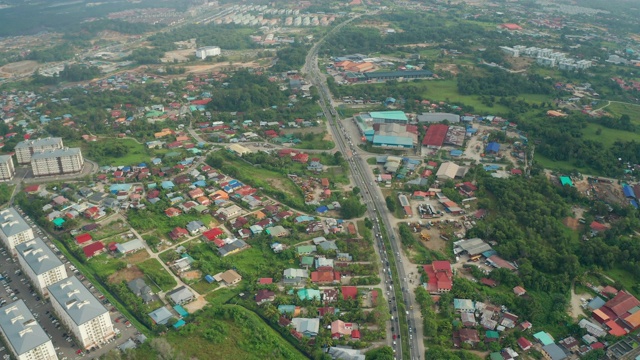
[363, 70, 433, 81]
[31, 148, 84, 177]
[0, 155, 15, 181]
[417, 112, 460, 123]
[371, 123, 418, 149]
[422, 124, 449, 149]
[47, 277, 115, 350]
[195, 46, 221, 59]
[15, 137, 63, 164]
[0, 208, 34, 254]
[369, 111, 409, 125]
[0, 300, 57, 360]
[16, 237, 68, 297]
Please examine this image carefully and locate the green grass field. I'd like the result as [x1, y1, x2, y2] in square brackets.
[606, 267, 640, 297]
[137, 258, 177, 292]
[84, 138, 150, 166]
[603, 102, 640, 125]
[582, 123, 639, 147]
[167, 305, 306, 360]
[534, 153, 589, 174]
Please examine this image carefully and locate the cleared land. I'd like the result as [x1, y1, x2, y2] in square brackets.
[0, 60, 38, 77]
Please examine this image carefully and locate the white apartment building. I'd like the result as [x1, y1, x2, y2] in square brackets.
[16, 237, 68, 297]
[48, 277, 115, 350]
[0, 300, 57, 360]
[14, 137, 63, 164]
[0, 208, 34, 254]
[0, 155, 15, 181]
[31, 147, 84, 177]
[195, 46, 221, 59]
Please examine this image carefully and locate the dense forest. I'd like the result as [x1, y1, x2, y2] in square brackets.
[468, 173, 640, 330]
[149, 25, 257, 52]
[271, 43, 310, 73]
[457, 68, 554, 96]
[516, 114, 640, 176]
[206, 70, 288, 111]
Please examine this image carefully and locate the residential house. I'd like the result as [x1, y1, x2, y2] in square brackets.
[517, 337, 532, 351]
[311, 266, 341, 284]
[283, 268, 308, 285]
[291, 318, 319, 337]
[541, 343, 567, 360]
[218, 239, 249, 257]
[331, 320, 354, 339]
[186, 220, 205, 235]
[167, 286, 195, 305]
[127, 278, 155, 304]
[218, 269, 242, 286]
[423, 261, 453, 293]
[169, 227, 188, 241]
[341, 286, 357, 300]
[256, 289, 275, 304]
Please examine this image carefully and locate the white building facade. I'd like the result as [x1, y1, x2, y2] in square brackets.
[14, 137, 63, 164]
[16, 237, 68, 297]
[195, 46, 221, 59]
[0, 208, 34, 254]
[48, 277, 115, 350]
[31, 148, 84, 177]
[0, 300, 57, 360]
[0, 155, 15, 181]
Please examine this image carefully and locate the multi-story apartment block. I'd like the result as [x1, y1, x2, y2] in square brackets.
[0, 155, 15, 181]
[16, 237, 68, 297]
[0, 208, 34, 254]
[48, 277, 115, 349]
[31, 148, 84, 177]
[14, 137, 63, 164]
[0, 300, 57, 360]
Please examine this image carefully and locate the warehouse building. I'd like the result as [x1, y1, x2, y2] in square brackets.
[15, 137, 63, 164]
[371, 123, 418, 149]
[0, 155, 15, 181]
[369, 111, 409, 125]
[48, 277, 115, 349]
[16, 237, 68, 297]
[417, 112, 460, 123]
[0, 208, 34, 254]
[422, 124, 450, 150]
[31, 148, 84, 177]
[363, 70, 433, 81]
[0, 300, 57, 360]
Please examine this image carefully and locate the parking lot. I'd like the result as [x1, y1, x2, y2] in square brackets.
[4, 206, 141, 360]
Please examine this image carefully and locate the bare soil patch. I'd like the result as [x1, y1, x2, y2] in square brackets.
[161, 49, 194, 63]
[184, 61, 262, 74]
[434, 63, 460, 76]
[125, 250, 150, 264]
[182, 270, 202, 281]
[108, 265, 144, 284]
[505, 56, 534, 71]
[563, 217, 580, 230]
[0, 60, 38, 77]
[184, 295, 208, 312]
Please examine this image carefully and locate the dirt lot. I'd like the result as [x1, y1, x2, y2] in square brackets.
[108, 265, 145, 284]
[183, 61, 262, 74]
[505, 56, 534, 71]
[397, 43, 437, 48]
[0, 60, 38, 77]
[161, 49, 194, 63]
[184, 295, 208, 312]
[434, 63, 460, 76]
[125, 250, 150, 265]
[563, 217, 581, 231]
[182, 270, 202, 281]
[569, 288, 590, 319]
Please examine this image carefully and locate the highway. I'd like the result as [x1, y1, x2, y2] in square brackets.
[304, 15, 422, 360]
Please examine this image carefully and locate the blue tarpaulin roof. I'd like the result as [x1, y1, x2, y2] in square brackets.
[316, 206, 328, 213]
[486, 142, 500, 153]
[631, 200, 639, 209]
[450, 150, 463, 157]
[623, 184, 636, 198]
[205, 275, 214, 283]
[109, 184, 132, 193]
[483, 165, 500, 171]
[172, 319, 186, 329]
[173, 305, 188, 317]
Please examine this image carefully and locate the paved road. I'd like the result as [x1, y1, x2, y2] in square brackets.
[303, 13, 423, 359]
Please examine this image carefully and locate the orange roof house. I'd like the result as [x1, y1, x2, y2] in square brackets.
[500, 23, 523, 31]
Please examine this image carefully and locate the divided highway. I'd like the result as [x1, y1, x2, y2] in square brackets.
[304, 17, 422, 360]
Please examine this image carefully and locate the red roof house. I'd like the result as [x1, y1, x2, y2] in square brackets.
[311, 267, 341, 284]
[258, 278, 273, 285]
[423, 261, 453, 293]
[590, 221, 607, 233]
[169, 227, 188, 241]
[202, 228, 224, 241]
[341, 286, 358, 300]
[292, 153, 309, 163]
[164, 207, 182, 217]
[83, 242, 105, 258]
[75, 233, 93, 245]
[517, 337, 532, 351]
[601, 290, 640, 320]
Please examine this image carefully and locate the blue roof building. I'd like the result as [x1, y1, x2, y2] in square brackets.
[485, 142, 500, 154]
[623, 184, 636, 198]
[161, 181, 175, 190]
[205, 275, 215, 283]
